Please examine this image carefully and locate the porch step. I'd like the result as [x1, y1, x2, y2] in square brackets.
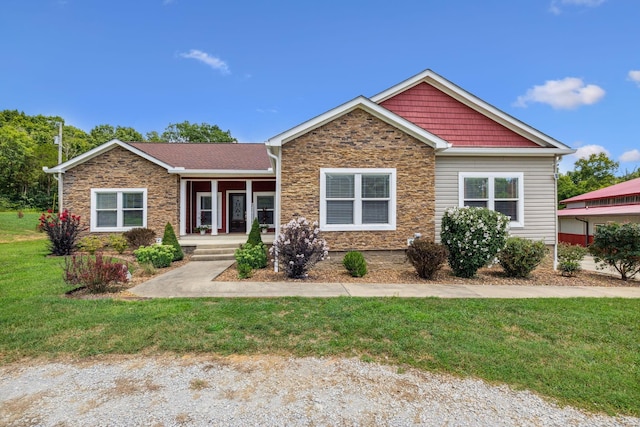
[191, 243, 240, 262]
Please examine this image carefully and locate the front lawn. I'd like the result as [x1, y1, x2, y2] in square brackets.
[0, 212, 639, 417]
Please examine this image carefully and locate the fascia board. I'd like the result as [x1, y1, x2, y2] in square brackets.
[42, 139, 176, 173]
[169, 169, 275, 177]
[437, 147, 577, 156]
[371, 69, 573, 151]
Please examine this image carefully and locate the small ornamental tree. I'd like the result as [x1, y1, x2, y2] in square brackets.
[38, 209, 85, 256]
[247, 218, 263, 247]
[270, 216, 329, 279]
[589, 222, 640, 281]
[162, 222, 184, 261]
[441, 207, 510, 278]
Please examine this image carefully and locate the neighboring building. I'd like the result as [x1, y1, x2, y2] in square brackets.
[558, 177, 640, 246]
[44, 69, 574, 252]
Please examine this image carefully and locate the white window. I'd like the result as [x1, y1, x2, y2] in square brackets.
[458, 173, 524, 227]
[91, 188, 147, 232]
[320, 168, 396, 231]
[254, 192, 275, 227]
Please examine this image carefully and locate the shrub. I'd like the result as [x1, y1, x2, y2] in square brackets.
[162, 222, 184, 261]
[108, 234, 129, 254]
[124, 227, 156, 249]
[64, 253, 129, 293]
[405, 239, 448, 279]
[589, 222, 640, 281]
[38, 209, 85, 256]
[247, 218, 263, 247]
[136, 261, 157, 277]
[235, 242, 268, 270]
[78, 235, 104, 255]
[557, 242, 588, 277]
[498, 237, 547, 278]
[237, 262, 253, 279]
[441, 207, 510, 278]
[133, 244, 176, 268]
[342, 251, 368, 277]
[270, 216, 329, 279]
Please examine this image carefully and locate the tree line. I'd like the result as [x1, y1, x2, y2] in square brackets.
[0, 110, 236, 210]
[0, 110, 638, 210]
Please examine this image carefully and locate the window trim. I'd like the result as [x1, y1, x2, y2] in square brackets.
[90, 188, 148, 232]
[253, 191, 276, 228]
[458, 172, 524, 228]
[320, 168, 396, 231]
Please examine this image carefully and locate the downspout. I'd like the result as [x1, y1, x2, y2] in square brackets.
[266, 145, 280, 272]
[553, 155, 559, 270]
[575, 217, 590, 247]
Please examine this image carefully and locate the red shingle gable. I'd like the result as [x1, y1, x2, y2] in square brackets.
[128, 142, 272, 170]
[379, 82, 539, 148]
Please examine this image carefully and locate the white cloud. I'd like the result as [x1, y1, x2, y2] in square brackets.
[572, 144, 610, 160]
[549, 0, 606, 14]
[620, 149, 640, 163]
[514, 77, 605, 109]
[179, 49, 230, 75]
[628, 70, 640, 86]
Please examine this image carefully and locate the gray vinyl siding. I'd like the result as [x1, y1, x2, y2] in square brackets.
[435, 156, 558, 244]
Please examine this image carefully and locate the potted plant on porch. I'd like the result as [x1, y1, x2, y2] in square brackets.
[195, 225, 210, 235]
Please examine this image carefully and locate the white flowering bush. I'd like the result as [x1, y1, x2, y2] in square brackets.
[441, 207, 510, 278]
[270, 216, 329, 279]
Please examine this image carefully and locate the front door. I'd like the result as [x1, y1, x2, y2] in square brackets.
[229, 193, 246, 232]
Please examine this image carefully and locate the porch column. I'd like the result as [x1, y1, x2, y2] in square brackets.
[211, 180, 218, 235]
[246, 180, 252, 234]
[179, 178, 187, 236]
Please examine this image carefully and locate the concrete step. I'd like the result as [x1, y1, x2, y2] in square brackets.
[195, 243, 241, 250]
[193, 247, 238, 256]
[191, 253, 236, 262]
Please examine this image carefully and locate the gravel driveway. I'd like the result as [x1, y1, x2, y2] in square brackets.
[1, 355, 637, 426]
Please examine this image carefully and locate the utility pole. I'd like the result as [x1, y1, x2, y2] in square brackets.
[54, 122, 63, 212]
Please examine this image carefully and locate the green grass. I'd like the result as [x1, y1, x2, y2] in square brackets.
[0, 211, 42, 243]
[1, 212, 639, 417]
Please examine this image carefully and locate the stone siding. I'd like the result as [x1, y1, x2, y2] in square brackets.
[63, 146, 179, 236]
[280, 108, 436, 251]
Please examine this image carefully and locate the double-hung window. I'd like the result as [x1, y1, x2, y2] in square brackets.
[91, 188, 147, 232]
[320, 168, 396, 231]
[459, 172, 524, 227]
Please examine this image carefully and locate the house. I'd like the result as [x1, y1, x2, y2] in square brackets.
[558, 177, 640, 246]
[44, 69, 574, 252]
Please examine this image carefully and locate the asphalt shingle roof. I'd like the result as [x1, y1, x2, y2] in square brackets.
[128, 142, 272, 170]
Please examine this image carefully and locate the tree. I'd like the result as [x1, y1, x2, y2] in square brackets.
[589, 222, 640, 281]
[89, 124, 144, 147]
[0, 127, 38, 203]
[145, 130, 163, 142]
[160, 121, 236, 143]
[558, 153, 619, 203]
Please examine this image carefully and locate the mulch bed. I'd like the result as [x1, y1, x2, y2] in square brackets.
[213, 253, 639, 287]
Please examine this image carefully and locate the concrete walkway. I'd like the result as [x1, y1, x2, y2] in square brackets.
[129, 260, 640, 299]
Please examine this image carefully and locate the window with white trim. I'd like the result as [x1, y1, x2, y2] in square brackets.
[459, 173, 524, 227]
[91, 188, 147, 232]
[254, 192, 275, 227]
[320, 168, 396, 231]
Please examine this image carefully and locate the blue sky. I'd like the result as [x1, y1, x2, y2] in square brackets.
[2, 0, 639, 174]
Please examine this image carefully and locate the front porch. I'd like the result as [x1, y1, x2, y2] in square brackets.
[179, 178, 277, 237]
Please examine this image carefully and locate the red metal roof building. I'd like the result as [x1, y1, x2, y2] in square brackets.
[558, 177, 640, 246]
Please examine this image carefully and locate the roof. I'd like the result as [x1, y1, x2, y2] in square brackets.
[371, 69, 575, 155]
[267, 96, 450, 150]
[557, 204, 640, 217]
[43, 139, 273, 175]
[561, 177, 640, 204]
[129, 142, 272, 170]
